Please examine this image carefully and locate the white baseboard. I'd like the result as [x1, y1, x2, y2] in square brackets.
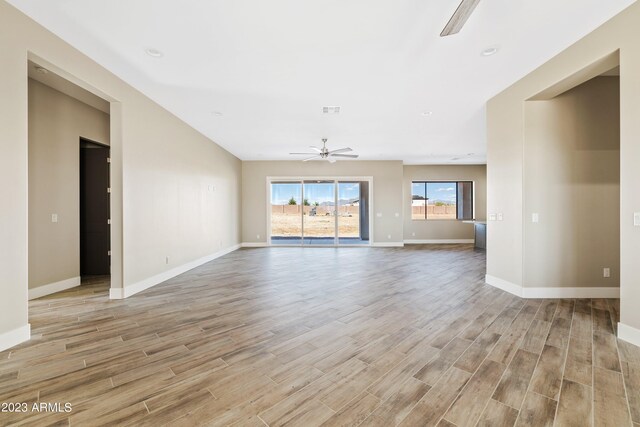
[372, 242, 404, 247]
[524, 287, 620, 299]
[618, 322, 640, 347]
[404, 239, 474, 244]
[241, 242, 268, 247]
[485, 274, 523, 297]
[109, 244, 241, 300]
[0, 324, 30, 352]
[29, 276, 81, 300]
[485, 275, 620, 299]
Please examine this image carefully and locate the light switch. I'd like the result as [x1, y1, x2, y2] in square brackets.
[634, 212, 640, 226]
[51, 214, 58, 223]
[376, 213, 383, 218]
[532, 213, 539, 223]
[394, 213, 400, 218]
[488, 213, 497, 221]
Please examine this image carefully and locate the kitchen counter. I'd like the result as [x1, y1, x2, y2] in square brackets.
[463, 220, 486, 249]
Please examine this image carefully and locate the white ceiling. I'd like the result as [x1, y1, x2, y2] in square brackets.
[9, 0, 635, 164]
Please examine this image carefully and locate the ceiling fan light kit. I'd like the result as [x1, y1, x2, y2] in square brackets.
[289, 138, 359, 162]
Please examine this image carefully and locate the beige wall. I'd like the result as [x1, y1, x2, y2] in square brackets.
[0, 0, 241, 344]
[28, 78, 110, 290]
[242, 161, 404, 244]
[487, 2, 640, 333]
[403, 165, 487, 241]
[524, 77, 620, 288]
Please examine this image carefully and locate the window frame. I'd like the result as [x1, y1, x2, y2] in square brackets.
[410, 180, 474, 221]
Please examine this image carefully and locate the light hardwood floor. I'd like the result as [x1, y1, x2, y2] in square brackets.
[1, 245, 639, 426]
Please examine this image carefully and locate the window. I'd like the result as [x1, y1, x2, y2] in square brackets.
[411, 181, 473, 220]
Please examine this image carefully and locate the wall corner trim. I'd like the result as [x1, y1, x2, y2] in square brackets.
[28, 276, 81, 300]
[485, 274, 523, 297]
[372, 242, 404, 247]
[618, 323, 640, 347]
[404, 239, 474, 244]
[485, 275, 620, 299]
[241, 242, 269, 248]
[109, 244, 241, 300]
[0, 324, 31, 352]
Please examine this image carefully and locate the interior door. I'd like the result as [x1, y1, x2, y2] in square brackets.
[80, 142, 110, 275]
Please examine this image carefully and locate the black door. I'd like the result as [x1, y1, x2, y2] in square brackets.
[80, 141, 110, 275]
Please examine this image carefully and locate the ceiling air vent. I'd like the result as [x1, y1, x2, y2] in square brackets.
[322, 106, 341, 114]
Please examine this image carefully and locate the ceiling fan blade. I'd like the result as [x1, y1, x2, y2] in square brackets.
[309, 146, 322, 153]
[328, 147, 352, 154]
[290, 152, 319, 155]
[440, 0, 481, 37]
[302, 155, 321, 162]
[330, 154, 359, 158]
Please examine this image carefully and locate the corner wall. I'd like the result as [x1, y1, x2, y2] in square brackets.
[523, 77, 620, 290]
[486, 1, 640, 344]
[0, 0, 241, 351]
[28, 78, 110, 293]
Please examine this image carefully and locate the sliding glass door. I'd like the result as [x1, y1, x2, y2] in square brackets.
[270, 182, 302, 245]
[337, 181, 369, 245]
[303, 181, 335, 245]
[269, 179, 370, 246]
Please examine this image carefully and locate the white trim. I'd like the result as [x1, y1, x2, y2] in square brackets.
[523, 286, 619, 299]
[485, 275, 620, 299]
[109, 288, 125, 299]
[28, 276, 81, 300]
[109, 244, 241, 300]
[404, 239, 474, 244]
[241, 242, 268, 248]
[485, 274, 523, 297]
[618, 323, 640, 348]
[372, 242, 404, 247]
[0, 324, 30, 352]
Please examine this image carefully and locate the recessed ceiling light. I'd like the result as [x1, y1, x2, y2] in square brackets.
[35, 66, 49, 74]
[421, 111, 433, 116]
[481, 46, 499, 57]
[144, 48, 163, 58]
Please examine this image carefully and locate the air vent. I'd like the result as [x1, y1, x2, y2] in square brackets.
[322, 106, 341, 114]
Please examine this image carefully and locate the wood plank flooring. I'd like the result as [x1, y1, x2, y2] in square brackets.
[1, 245, 639, 426]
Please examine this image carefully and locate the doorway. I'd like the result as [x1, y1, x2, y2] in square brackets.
[80, 138, 111, 276]
[268, 178, 372, 246]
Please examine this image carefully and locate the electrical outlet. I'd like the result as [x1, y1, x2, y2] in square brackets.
[256, 234, 260, 239]
[412, 232, 416, 237]
[532, 213, 539, 223]
[387, 234, 391, 239]
[603, 268, 610, 278]
[51, 214, 58, 223]
[497, 213, 504, 221]
[635, 212, 640, 226]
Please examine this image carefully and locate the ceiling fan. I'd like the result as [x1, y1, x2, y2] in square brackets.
[441, 0, 481, 37]
[289, 138, 359, 163]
